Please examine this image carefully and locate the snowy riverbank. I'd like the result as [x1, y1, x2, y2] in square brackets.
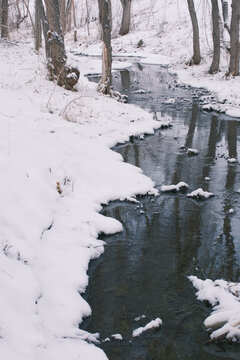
[69, 0, 240, 118]
[0, 41, 161, 360]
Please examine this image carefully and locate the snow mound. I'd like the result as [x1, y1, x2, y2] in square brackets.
[186, 148, 199, 156]
[132, 318, 162, 337]
[189, 276, 240, 341]
[187, 188, 213, 200]
[161, 181, 189, 193]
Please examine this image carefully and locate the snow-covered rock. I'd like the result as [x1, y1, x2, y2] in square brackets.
[187, 188, 214, 200]
[186, 148, 199, 156]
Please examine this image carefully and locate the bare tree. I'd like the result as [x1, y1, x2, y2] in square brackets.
[72, 0, 77, 42]
[209, 0, 220, 74]
[187, 0, 201, 65]
[228, 0, 240, 76]
[1, 0, 8, 38]
[35, 0, 42, 51]
[43, 0, 67, 84]
[66, 0, 72, 32]
[85, 0, 90, 36]
[36, 0, 79, 89]
[119, 0, 131, 36]
[221, 0, 230, 34]
[98, 0, 112, 94]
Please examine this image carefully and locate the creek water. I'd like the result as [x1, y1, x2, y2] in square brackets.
[83, 63, 240, 359]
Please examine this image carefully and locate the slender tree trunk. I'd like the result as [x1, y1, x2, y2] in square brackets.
[221, 0, 230, 34]
[1, 0, 8, 38]
[85, 0, 90, 36]
[119, 0, 131, 36]
[209, 0, 220, 74]
[60, 0, 66, 34]
[35, 0, 42, 51]
[72, 0, 77, 42]
[66, 0, 72, 31]
[98, 0, 112, 94]
[187, 0, 201, 65]
[228, 0, 240, 76]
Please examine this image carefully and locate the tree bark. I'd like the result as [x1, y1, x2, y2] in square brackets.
[209, 0, 220, 74]
[1, 0, 8, 38]
[228, 0, 240, 76]
[44, 0, 67, 83]
[98, 0, 112, 94]
[187, 0, 201, 65]
[35, 0, 42, 51]
[119, 0, 131, 36]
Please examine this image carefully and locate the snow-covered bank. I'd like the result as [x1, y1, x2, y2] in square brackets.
[70, 0, 240, 118]
[189, 276, 240, 341]
[0, 41, 161, 360]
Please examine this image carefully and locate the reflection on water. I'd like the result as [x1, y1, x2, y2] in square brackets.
[83, 64, 240, 359]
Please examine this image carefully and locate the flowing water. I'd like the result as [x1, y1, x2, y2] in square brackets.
[83, 63, 240, 359]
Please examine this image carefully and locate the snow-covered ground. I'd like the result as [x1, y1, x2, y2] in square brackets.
[0, 40, 162, 359]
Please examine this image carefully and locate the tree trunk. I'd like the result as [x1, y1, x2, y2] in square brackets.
[41, 0, 79, 90]
[228, 0, 240, 76]
[1, 0, 8, 38]
[209, 0, 220, 74]
[119, 0, 131, 36]
[72, 0, 77, 42]
[60, 0, 66, 34]
[43, 0, 67, 83]
[35, 0, 42, 51]
[85, 0, 90, 36]
[66, 0, 72, 31]
[221, 0, 230, 34]
[98, 0, 112, 94]
[187, 0, 201, 65]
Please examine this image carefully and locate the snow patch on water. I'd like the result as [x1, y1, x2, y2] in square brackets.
[132, 318, 162, 337]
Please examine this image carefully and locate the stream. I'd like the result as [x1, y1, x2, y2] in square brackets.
[83, 62, 240, 359]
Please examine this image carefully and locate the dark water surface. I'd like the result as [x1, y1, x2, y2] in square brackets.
[83, 63, 240, 359]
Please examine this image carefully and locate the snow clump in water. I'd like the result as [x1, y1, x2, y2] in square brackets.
[132, 318, 162, 337]
[161, 181, 189, 193]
